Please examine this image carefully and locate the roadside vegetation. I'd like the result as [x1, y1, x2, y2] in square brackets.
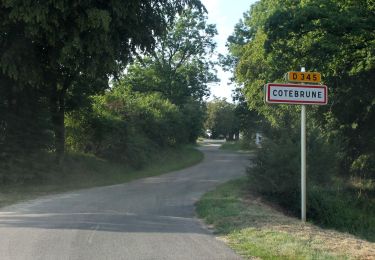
[1, 1, 374, 255]
[220, 141, 244, 151]
[1, 2, 215, 197]
[205, 97, 240, 140]
[220, 140, 257, 152]
[196, 178, 375, 259]
[248, 133, 375, 241]
[0, 145, 203, 208]
[217, 0, 374, 245]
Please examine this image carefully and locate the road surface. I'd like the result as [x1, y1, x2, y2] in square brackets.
[0, 142, 249, 260]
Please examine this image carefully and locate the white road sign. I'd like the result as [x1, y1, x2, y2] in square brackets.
[265, 83, 328, 105]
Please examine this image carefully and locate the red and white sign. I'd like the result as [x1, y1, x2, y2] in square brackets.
[265, 83, 328, 105]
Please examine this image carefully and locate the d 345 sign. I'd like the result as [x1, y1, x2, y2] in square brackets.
[287, 71, 321, 83]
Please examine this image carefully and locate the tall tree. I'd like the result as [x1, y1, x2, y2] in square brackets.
[205, 98, 239, 140]
[0, 0, 204, 162]
[226, 0, 375, 176]
[123, 8, 218, 105]
[112, 8, 218, 143]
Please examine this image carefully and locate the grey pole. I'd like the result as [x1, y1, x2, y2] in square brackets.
[301, 67, 307, 222]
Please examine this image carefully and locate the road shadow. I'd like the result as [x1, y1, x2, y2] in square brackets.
[0, 141, 249, 236]
[0, 209, 207, 234]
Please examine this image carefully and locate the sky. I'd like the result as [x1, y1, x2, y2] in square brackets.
[200, 0, 257, 101]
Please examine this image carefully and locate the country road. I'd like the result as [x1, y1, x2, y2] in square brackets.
[0, 142, 249, 260]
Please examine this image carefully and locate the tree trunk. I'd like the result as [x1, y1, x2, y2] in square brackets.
[50, 82, 67, 164]
[56, 90, 65, 163]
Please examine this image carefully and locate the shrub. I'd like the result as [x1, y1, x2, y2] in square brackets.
[350, 153, 375, 181]
[247, 129, 300, 213]
[308, 186, 375, 241]
[66, 90, 193, 168]
[246, 126, 375, 240]
[247, 126, 340, 209]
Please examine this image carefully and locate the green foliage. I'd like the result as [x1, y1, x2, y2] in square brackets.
[224, 1, 375, 238]
[0, 152, 56, 184]
[248, 129, 300, 199]
[226, 0, 375, 178]
[205, 97, 239, 139]
[210, 0, 375, 246]
[1, 145, 203, 208]
[196, 178, 351, 259]
[308, 187, 375, 241]
[220, 141, 246, 152]
[180, 99, 207, 142]
[0, 81, 54, 183]
[0, 0, 205, 162]
[1, 2, 212, 182]
[247, 128, 339, 210]
[104, 9, 216, 147]
[246, 128, 374, 240]
[123, 8, 217, 105]
[66, 88, 187, 168]
[350, 153, 375, 181]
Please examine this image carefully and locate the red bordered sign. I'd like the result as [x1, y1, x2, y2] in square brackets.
[265, 83, 328, 105]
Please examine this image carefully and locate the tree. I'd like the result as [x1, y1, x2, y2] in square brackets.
[112, 8, 218, 143]
[205, 98, 239, 140]
[123, 8, 218, 105]
[262, 0, 375, 176]
[0, 0, 204, 162]
[226, 0, 375, 177]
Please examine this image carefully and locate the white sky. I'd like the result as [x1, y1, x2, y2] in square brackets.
[201, 0, 257, 101]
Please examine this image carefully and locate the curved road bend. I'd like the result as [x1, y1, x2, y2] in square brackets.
[0, 141, 249, 260]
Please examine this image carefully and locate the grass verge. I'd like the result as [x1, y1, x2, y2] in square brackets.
[220, 141, 243, 151]
[0, 145, 203, 208]
[220, 141, 256, 152]
[196, 178, 375, 259]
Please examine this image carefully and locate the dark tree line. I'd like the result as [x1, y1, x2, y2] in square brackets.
[223, 0, 375, 239]
[226, 0, 375, 180]
[0, 1, 217, 182]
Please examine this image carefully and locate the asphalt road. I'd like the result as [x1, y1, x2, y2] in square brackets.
[0, 142, 249, 260]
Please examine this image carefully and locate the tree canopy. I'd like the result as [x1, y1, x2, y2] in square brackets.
[0, 0, 205, 162]
[110, 8, 217, 143]
[121, 8, 218, 105]
[205, 98, 239, 140]
[225, 0, 375, 177]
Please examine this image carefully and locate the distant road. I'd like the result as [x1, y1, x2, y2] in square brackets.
[0, 141, 248, 260]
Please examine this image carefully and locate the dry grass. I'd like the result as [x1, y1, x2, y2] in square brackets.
[196, 178, 375, 259]
[242, 194, 375, 259]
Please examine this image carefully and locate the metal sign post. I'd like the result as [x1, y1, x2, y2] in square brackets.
[265, 67, 328, 223]
[300, 67, 307, 222]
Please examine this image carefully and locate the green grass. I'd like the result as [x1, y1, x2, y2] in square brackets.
[227, 229, 348, 260]
[307, 186, 375, 242]
[220, 141, 243, 151]
[0, 145, 203, 208]
[220, 140, 256, 152]
[195, 178, 368, 260]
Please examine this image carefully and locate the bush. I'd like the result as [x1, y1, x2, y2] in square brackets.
[350, 153, 375, 181]
[248, 127, 338, 194]
[0, 94, 54, 184]
[247, 126, 375, 240]
[66, 90, 195, 168]
[308, 186, 375, 241]
[247, 129, 300, 213]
